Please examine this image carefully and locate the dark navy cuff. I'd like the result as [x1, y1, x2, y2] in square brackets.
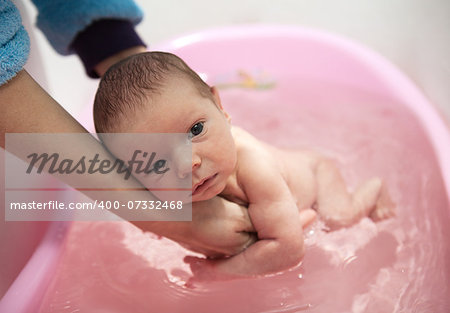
[70, 19, 146, 78]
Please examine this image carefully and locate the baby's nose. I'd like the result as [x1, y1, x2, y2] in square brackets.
[192, 152, 201, 172]
[170, 144, 192, 179]
[174, 153, 192, 179]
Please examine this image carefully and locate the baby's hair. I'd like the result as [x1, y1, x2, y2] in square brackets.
[93, 51, 214, 133]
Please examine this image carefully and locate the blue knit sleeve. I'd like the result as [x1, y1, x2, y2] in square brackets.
[31, 0, 144, 55]
[0, 0, 30, 85]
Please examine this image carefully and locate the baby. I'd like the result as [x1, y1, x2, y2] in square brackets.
[93, 52, 395, 279]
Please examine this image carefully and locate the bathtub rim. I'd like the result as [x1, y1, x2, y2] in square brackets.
[0, 221, 70, 313]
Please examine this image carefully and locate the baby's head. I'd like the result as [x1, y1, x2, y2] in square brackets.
[93, 51, 237, 201]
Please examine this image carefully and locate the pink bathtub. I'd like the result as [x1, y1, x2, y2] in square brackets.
[1, 25, 449, 313]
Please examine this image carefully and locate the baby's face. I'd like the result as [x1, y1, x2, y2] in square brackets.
[127, 76, 237, 202]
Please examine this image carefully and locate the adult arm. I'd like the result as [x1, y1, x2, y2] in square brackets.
[1, 0, 255, 256]
[31, 0, 147, 77]
[0, 69, 255, 256]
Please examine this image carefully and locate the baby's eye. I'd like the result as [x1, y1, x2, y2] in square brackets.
[189, 122, 204, 138]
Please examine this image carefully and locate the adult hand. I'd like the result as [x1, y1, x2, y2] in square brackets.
[132, 196, 256, 258]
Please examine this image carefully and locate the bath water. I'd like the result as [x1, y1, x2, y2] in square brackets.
[39, 78, 450, 313]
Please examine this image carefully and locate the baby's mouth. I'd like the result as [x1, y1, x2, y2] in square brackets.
[192, 173, 218, 196]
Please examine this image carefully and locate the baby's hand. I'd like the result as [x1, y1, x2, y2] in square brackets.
[182, 196, 256, 258]
[132, 196, 255, 258]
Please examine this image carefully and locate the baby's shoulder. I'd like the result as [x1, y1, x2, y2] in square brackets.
[231, 126, 263, 150]
[232, 126, 277, 158]
[231, 126, 276, 174]
[230, 125, 252, 140]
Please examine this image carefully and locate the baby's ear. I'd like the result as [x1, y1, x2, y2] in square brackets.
[210, 86, 222, 108]
[210, 86, 231, 122]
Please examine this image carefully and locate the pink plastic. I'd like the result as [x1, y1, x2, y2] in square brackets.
[1, 25, 449, 313]
[0, 222, 69, 313]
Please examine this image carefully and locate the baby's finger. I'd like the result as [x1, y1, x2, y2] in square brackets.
[299, 209, 317, 229]
[184, 255, 204, 266]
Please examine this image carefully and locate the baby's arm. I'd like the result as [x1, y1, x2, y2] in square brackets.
[195, 150, 308, 278]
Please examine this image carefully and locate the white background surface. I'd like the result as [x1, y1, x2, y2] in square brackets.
[17, 0, 450, 127]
